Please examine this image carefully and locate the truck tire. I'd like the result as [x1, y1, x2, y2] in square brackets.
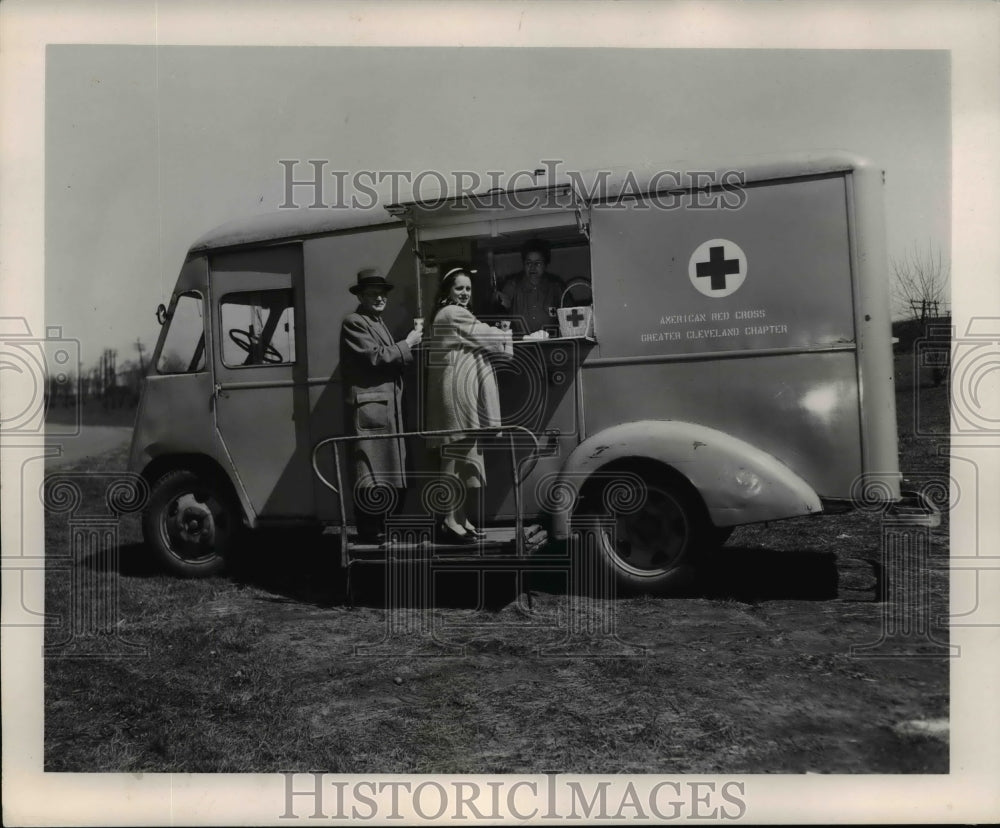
[142, 469, 239, 577]
[574, 470, 712, 596]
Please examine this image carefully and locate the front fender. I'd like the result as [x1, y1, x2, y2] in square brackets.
[549, 420, 821, 538]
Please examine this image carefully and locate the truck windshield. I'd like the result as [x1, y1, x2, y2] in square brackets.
[157, 291, 206, 374]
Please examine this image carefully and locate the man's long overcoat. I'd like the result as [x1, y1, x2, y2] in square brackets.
[339, 309, 412, 487]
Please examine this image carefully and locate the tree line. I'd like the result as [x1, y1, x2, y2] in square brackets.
[45, 341, 149, 410]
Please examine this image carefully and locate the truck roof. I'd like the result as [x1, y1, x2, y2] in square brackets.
[190, 151, 872, 253]
[189, 207, 400, 253]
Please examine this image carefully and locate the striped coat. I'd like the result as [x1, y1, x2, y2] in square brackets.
[424, 304, 513, 446]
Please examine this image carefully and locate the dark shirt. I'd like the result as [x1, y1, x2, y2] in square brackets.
[499, 272, 564, 334]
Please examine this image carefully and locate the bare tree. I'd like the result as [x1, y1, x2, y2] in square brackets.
[891, 243, 950, 321]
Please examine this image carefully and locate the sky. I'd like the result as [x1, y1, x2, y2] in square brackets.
[44, 46, 950, 366]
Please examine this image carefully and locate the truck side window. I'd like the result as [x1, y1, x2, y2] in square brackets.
[220, 289, 297, 367]
[157, 291, 206, 374]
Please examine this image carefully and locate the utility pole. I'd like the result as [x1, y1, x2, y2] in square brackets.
[100, 348, 117, 408]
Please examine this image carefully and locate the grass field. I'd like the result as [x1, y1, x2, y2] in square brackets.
[45, 397, 139, 429]
[43, 355, 951, 773]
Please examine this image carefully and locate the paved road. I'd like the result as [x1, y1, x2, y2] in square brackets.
[44, 426, 133, 469]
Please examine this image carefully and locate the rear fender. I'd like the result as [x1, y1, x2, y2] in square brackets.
[548, 420, 821, 538]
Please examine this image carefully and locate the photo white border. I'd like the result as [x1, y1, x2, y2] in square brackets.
[2, 0, 998, 824]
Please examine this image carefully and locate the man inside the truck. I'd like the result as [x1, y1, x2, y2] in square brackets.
[494, 238, 564, 336]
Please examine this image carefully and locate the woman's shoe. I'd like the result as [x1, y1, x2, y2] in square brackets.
[463, 524, 487, 539]
[439, 522, 476, 545]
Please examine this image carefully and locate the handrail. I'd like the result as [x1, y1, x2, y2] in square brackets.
[310, 426, 543, 557]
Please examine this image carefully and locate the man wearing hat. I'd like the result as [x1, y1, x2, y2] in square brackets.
[340, 268, 423, 543]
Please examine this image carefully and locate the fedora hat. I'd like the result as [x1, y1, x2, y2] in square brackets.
[349, 267, 394, 295]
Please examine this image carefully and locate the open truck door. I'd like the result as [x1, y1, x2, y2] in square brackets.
[397, 186, 594, 523]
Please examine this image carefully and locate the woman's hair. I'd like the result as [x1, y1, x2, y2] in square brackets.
[430, 262, 472, 322]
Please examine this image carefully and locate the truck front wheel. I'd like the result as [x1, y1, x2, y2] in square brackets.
[575, 471, 712, 595]
[142, 469, 238, 577]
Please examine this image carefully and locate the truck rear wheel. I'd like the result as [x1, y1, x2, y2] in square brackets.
[575, 470, 711, 595]
[142, 469, 238, 577]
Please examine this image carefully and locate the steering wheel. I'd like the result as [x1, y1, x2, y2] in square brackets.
[228, 328, 284, 364]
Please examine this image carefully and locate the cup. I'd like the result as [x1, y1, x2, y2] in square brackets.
[413, 317, 424, 333]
